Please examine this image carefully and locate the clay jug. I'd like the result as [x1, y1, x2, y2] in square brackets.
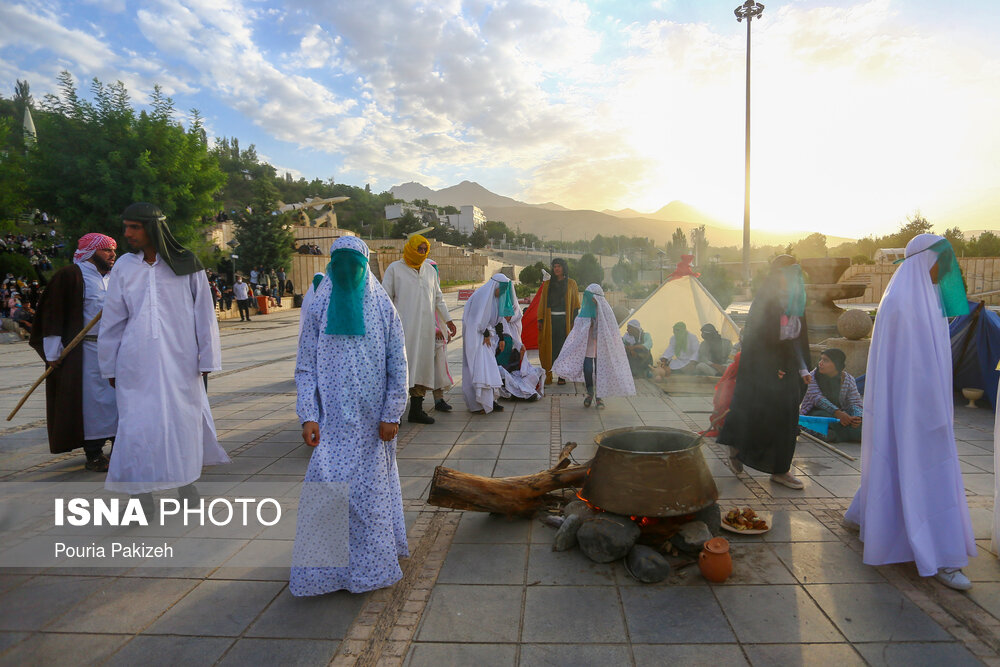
[698, 537, 732, 583]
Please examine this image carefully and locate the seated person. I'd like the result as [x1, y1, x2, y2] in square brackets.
[694, 323, 733, 376]
[622, 319, 654, 377]
[658, 321, 699, 375]
[496, 316, 544, 401]
[799, 348, 862, 442]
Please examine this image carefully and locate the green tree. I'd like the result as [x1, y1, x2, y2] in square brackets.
[233, 179, 295, 275]
[666, 227, 688, 263]
[967, 231, 1000, 257]
[391, 211, 425, 238]
[699, 263, 735, 309]
[518, 261, 546, 286]
[469, 228, 489, 248]
[943, 227, 966, 256]
[569, 253, 604, 287]
[611, 258, 637, 285]
[792, 232, 828, 259]
[25, 72, 225, 245]
[0, 117, 27, 220]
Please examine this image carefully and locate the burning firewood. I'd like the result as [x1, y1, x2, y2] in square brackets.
[426, 443, 592, 517]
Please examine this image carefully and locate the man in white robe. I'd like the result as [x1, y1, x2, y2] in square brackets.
[658, 321, 700, 374]
[553, 284, 635, 407]
[291, 236, 409, 595]
[99, 203, 228, 510]
[382, 234, 455, 424]
[427, 259, 455, 411]
[844, 234, 977, 590]
[461, 274, 510, 413]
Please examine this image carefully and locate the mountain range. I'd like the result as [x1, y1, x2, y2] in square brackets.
[390, 180, 854, 247]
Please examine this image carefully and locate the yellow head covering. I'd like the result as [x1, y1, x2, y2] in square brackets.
[403, 234, 430, 269]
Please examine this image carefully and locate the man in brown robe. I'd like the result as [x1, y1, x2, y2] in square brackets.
[29, 233, 118, 471]
[537, 258, 581, 385]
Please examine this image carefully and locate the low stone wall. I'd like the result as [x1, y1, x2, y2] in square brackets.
[216, 294, 296, 320]
[839, 257, 1000, 306]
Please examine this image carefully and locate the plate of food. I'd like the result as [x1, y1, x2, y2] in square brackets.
[721, 507, 771, 534]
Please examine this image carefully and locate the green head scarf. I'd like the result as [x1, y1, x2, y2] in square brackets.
[780, 264, 807, 317]
[579, 290, 597, 318]
[673, 321, 688, 357]
[895, 236, 969, 317]
[497, 279, 515, 318]
[325, 239, 370, 336]
[121, 202, 204, 276]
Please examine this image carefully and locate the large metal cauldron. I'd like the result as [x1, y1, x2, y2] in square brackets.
[580, 426, 718, 517]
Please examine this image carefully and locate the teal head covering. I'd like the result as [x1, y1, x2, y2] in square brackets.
[895, 235, 969, 317]
[578, 283, 602, 318]
[122, 202, 204, 276]
[496, 278, 515, 318]
[780, 264, 806, 317]
[325, 236, 370, 336]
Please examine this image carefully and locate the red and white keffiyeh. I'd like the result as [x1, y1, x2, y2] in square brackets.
[73, 233, 117, 264]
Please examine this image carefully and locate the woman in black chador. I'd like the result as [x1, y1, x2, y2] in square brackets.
[718, 255, 811, 489]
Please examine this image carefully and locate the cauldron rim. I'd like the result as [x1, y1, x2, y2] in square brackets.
[593, 425, 704, 455]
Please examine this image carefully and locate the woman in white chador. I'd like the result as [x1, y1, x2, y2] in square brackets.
[552, 283, 635, 407]
[845, 234, 977, 590]
[461, 274, 510, 413]
[495, 292, 545, 401]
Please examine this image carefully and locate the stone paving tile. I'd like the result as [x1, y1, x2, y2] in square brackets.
[452, 513, 532, 544]
[632, 643, 749, 666]
[396, 459, 444, 477]
[966, 581, 1000, 618]
[0, 631, 29, 654]
[247, 588, 366, 639]
[964, 546, 1000, 582]
[725, 543, 798, 585]
[405, 431, 461, 446]
[621, 586, 735, 643]
[521, 586, 627, 643]
[105, 635, 234, 667]
[714, 585, 845, 644]
[853, 641, 985, 666]
[0, 574, 108, 631]
[805, 583, 953, 643]
[57, 577, 199, 634]
[217, 638, 340, 665]
[441, 458, 496, 476]
[526, 545, 617, 586]
[454, 431, 506, 445]
[497, 444, 550, 459]
[436, 543, 527, 585]
[446, 443, 501, 459]
[399, 476, 430, 500]
[416, 584, 522, 643]
[494, 459, 549, 477]
[742, 642, 865, 666]
[145, 579, 284, 636]
[502, 431, 551, 445]
[772, 542, 887, 584]
[405, 642, 517, 667]
[397, 444, 454, 459]
[761, 511, 839, 542]
[0, 631, 130, 666]
[518, 643, 631, 666]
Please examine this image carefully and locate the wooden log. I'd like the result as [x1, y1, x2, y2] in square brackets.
[426, 443, 592, 517]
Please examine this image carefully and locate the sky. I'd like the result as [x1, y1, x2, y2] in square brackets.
[2, 0, 999, 239]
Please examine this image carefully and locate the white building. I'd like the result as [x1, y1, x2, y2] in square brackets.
[874, 248, 905, 264]
[384, 203, 424, 220]
[450, 205, 486, 235]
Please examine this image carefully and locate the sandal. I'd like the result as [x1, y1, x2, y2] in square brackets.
[770, 472, 805, 490]
[595, 398, 605, 409]
[557, 378, 566, 385]
[84, 456, 110, 473]
[583, 395, 593, 408]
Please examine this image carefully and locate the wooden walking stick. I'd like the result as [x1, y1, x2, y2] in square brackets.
[6, 311, 102, 421]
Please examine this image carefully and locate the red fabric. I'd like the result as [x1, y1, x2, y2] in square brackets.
[521, 284, 544, 349]
[73, 233, 116, 263]
[668, 254, 700, 281]
[702, 352, 740, 437]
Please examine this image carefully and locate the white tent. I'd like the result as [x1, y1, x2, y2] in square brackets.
[620, 275, 741, 351]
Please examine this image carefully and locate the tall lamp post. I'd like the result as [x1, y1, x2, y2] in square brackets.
[735, 0, 764, 290]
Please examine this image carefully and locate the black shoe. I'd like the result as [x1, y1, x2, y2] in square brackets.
[133, 493, 155, 521]
[407, 397, 435, 424]
[246, 318, 252, 322]
[434, 399, 453, 412]
[492, 403, 504, 412]
[178, 483, 200, 505]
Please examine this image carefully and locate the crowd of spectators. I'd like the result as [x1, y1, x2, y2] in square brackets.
[295, 242, 323, 255]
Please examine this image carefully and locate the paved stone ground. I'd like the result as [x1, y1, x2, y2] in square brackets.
[0, 296, 997, 666]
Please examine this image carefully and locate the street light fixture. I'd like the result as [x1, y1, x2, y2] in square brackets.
[735, 0, 764, 290]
